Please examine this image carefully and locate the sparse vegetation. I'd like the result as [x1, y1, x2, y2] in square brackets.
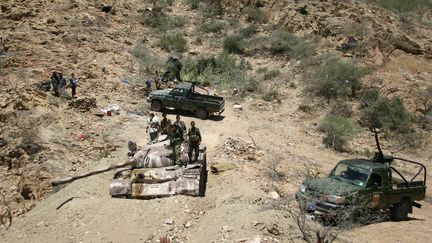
[330, 101, 353, 117]
[262, 85, 280, 102]
[319, 115, 360, 151]
[132, 43, 162, 73]
[197, 0, 223, 18]
[158, 33, 187, 53]
[242, 6, 267, 23]
[268, 30, 316, 59]
[140, 13, 187, 31]
[360, 96, 413, 132]
[239, 24, 257, 37]
[181, 52, 256, 92]
[223, 34, 246, 54]
[305, 57, 371, 102]
[263, 69, 280, 80]
[199, 20, 225, 34]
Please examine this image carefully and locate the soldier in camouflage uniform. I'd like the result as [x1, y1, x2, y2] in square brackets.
[170, 124, 184, 166]
[160, 112, 172, 135]
[187, 121, 202, 164]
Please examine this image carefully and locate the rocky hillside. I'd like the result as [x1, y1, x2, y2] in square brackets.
[0, 0, 431, 241]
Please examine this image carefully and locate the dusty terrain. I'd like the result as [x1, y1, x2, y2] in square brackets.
[1, 0, 432, 242]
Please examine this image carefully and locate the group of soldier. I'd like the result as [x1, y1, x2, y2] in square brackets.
[146, 112, 201, 167]
[50, 71, 78, 98]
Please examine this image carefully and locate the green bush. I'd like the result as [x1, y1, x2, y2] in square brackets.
[199, 20, 225, 34]
[268, 30, 316, 59]
[198, 1, 223, 17]
[223, 34, 245, 54]
[263, 69, 280, 80]
[360, 96, 413, 131]
[305, 57, 371, 101]
[140, 13, 187, 31]
[239, 24, 257, 37]
[158, 33, 187, 53]
[319, 115, 360, 151]
[242, 6, 267, 23]
[360, 87, 380, 108]
[330, 101, 353, 117]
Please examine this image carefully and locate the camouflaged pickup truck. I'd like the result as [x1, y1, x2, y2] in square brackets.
[296, 158, 427, 221]
[148, 82, 225, 119]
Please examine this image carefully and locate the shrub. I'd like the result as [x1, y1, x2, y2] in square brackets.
[330, 101, 353, 117]
[198, 0, 223, 17]
[359, 87, 380, 108]
[242, 6, 267, 23]
[140, 13, 187, 31]
[268, 30, 316, 59]
[239, 24, 257, 37]
[223, 34, 245, 54]
[360, 96, 413, 131]
[200, 20, 225, 34]
[319, 115, 360, 151]
[263, 69, 280, 80]
[158, 33, 187, 53]
[262, 85, 280, 102]
[305, 57, 371, 101]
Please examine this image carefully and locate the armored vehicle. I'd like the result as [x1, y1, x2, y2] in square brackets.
[52, 137, 208, 199]
[148, 82, 225, 119]
[296, 130, 427, 221]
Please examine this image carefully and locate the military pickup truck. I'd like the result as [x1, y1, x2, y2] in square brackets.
[296, 132, 427, 221]
[148, 82, 225, 119]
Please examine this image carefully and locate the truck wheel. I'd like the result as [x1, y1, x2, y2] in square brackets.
[196, 107, 208, 120]
[391, 199, 410, 221]
[151, 100, 162, 111]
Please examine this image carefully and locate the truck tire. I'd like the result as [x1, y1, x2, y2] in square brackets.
[391, 199, 411, 221]
[151, 100, 162, 111]
[196, 107, 208, 120]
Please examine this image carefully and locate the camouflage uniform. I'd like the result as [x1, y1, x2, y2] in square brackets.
[188, 127, 201, 164]
[170, 127, 183, 166]
[160, 117, 172, 135]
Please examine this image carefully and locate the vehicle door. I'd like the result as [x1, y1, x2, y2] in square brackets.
[167, 88, 187, 109]
[182, 88, 196, 111]
[364, 170, 390, 209]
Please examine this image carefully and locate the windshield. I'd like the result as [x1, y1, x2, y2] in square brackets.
[331, 163, 370, 187]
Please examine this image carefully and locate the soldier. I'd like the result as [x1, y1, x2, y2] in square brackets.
[50, 71, 60, 95]
[160, 112, 172, 135]
[170, 124, 184, 166]
[187, 121, 202, 164]
[173, 115, 187, 136]
[146, 112, 160, 142]
[58, 73, 67, 95]
[69, 73, 78, 98]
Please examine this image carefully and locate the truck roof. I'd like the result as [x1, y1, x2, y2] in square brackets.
[176, 82, 193, 89]
[340, 159, 389, 170]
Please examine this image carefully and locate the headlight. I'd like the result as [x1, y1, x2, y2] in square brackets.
[324, 195, 345, 204]
[299, 184, 307, 193]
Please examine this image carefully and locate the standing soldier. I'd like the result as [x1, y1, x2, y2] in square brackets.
[160, 112, 172, 135]
[70, 73, 78, 98]
[173, 115, 187, 136]
[146, 112, 160, 142]
[51, 71, 60, 96]
[170, 124, 183, 166]
[187, 121, 202, 164]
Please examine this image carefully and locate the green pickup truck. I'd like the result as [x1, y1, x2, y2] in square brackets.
[296, 134, 427, 221]
[148, 82, 225, 119]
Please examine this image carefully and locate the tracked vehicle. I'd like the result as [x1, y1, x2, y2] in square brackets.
[52, 136, 208, 198]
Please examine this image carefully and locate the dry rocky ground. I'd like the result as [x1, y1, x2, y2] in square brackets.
[1, 0, 432, 242]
